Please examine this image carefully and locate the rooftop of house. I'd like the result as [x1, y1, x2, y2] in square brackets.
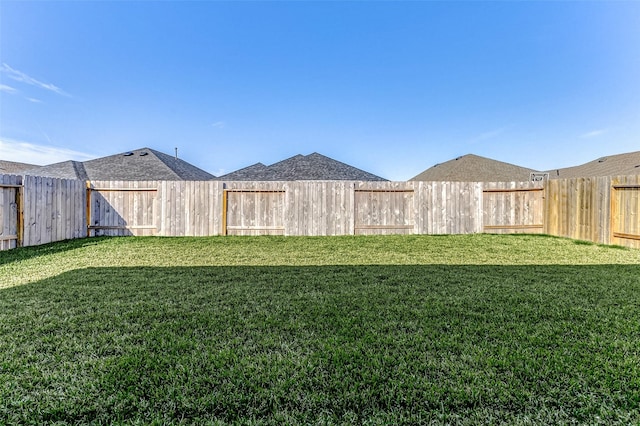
[218, 152, 387, 181]
[7, 147, 639, 183]
[217, 162, 271, 181]
[545, 151, 640, 179]
[0, 160, 41, 175]
[22, 160, 89, 180]
[409, 154, 537, 182]
[20, 148, 215, 181]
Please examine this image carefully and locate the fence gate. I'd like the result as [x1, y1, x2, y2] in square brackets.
[222, 189, 286, 235]
[0, 176, 22, 250]
[611, 183, 640, 248]
[482, 185, 544, 233]
[87, 182, 158, 236]
[354, 188, 415, 235]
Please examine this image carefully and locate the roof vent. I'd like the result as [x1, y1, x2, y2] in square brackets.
[635, 165, 640, 168]
[123, 152, 134, 156]
[597, 157, 607, 163]
[139, 152, 148, 156]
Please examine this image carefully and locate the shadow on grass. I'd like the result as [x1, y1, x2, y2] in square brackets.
[1, 265, 639, 424]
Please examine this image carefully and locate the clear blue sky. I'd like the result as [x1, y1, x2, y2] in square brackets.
[1, 1, 639, 180]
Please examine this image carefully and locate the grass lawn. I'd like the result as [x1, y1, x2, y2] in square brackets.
[1, 234, 639, 424]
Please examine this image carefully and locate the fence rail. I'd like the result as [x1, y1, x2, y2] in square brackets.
[1, 174, 639, 250]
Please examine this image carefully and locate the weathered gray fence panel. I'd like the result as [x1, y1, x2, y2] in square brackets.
[88, 180, 157, 236]
[20, 175, 85, 246]
[284, 181, 355, 236]
[354, 181, 415, 235]
[224, 181, 286, 236]
[413, 181, 483, 235]
[0, 174, 21, 250]
[157, 181, 223, 236]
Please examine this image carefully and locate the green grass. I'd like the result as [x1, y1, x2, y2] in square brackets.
[1, 235, 639, 424]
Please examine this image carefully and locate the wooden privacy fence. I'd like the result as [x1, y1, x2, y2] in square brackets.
[1, 174, 639, 249]
[88, 181, 158, 236]
[544, 175, 640, 248]
[482, 183, 545, 234]
[0, 175, 85, 249]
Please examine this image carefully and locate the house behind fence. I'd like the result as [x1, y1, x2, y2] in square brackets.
[1, 174, 639, 250]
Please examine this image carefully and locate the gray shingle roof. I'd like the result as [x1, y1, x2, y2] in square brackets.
[0, 160, 41, 175]
[21, 148, 214, 181]
[23, 161, 88, 180]
[410, 154, 537, 182]
[216, 163, 269, 180]
[545, 151, 640, 179]
[219, 152, 387, 181]
[146, 149, 216, 180]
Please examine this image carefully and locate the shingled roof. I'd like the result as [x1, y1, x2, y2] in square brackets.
[23, 161, 89, 180]
[0, 160, 40, 175]
[410, 154, 537, 182]
[218, 163, 271, 180]
[218, 152, 387, 181]
[21, 148, 215, 181]
[545, 151, 640, 179]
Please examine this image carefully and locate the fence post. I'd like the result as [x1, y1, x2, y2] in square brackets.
[16, 177, 24, 247]
[351, 182, 356, 235]
[86, 181, 91, 237]
[221, 188, 228, 236]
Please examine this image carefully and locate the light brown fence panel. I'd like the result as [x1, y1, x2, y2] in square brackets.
[544, 178, 563, 239]
[611, 175, 640, 248]
[0, 174, 21, 250]
[223, 181, 285, 236]
[483, 181, 544, 234]
[414, 181, 483, 235]
[284, 181, 355, 236]
[354, 181, 415, 235]
[544, 176, 611, 244]
[89, 181, 158, 236]
[21, 175, 86, 246]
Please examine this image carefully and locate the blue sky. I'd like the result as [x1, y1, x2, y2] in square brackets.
[1, 1, 639, 180]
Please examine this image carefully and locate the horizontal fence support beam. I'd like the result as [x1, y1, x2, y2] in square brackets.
[613, 185, 640, 190]
[0, 184, 23, 189]
[482, 188, 544, 193]
[0, 235, 18, 242]
[226, 226, 285, 231]
[224, 189, 286, 193]
[355, 225, 414, 230]
[354, 189, 415, 193]
[484, 224, 544, 230]
[613, 232, 640, 241]
[90, 188, 158, 192]
[88, 225, 158, 230]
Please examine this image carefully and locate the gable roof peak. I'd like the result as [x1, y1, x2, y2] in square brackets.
[410, 153, 536, 182]
[219, 151, 386, 181]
